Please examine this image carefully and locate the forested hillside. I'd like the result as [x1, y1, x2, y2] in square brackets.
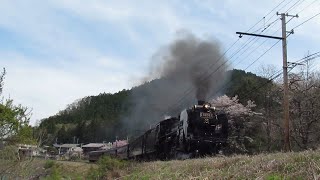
[38, 69, 271, 146]
[35, 63, 320, 154]
[39, 90, 130, 144]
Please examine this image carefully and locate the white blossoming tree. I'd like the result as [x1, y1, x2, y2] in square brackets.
[210, 95, 257, 153]
[211, 95, 256, 117]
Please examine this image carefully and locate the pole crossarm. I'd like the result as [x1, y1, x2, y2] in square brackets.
[276, 12, 299, 18]
[236, 32, 283, 40]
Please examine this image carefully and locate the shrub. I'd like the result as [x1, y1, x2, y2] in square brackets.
[44, 165, 61, 180]
[0, 145, 19, 161]
[97, 155, 127, 171]
[43, 160, 62, 180]
[44, 160, 55, 169]
[86, 155, 128, 179]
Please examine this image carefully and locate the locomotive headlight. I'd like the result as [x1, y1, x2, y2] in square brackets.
[204, 104, 210, 109]
[215, 124, 222, 132]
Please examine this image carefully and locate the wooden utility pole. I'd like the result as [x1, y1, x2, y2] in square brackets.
[278, 12, 298, 151]
[279, 12, 290, 152]
[236, 12, 298, 152]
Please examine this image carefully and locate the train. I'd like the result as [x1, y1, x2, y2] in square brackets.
[89, 101, 228, 162]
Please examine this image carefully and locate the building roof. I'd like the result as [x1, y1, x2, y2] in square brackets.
[53, 144, 79, 148]
[18, 144, 38, 149]
[73, 147, 83, 152]
[82, 143, 106, 148]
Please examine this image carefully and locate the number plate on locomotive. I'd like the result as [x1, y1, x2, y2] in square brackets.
[200, 112, 213, 118]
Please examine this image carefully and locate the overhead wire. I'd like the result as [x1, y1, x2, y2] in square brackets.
[287, 0, 320, 24]
[231, 19, 281, 66]
[207, 25, 286, 100]
[263, 0, 292, 25]
[162, 0, 303, 116]
[285, 0, 304, 13]
[233, 27, 281, 67]
[166, 15, 283, 114]
[246, 0, 287, 32]
[296, 0, 319, 14]
[164, 16, 289, 114]
[207, 0, 319, 101]
[206, 38, 282, 101]
[238, 52, 320, 101]
[166, 28, 280, 115]
[291, 11, 320, 30]
[233, 1, 320, 107]
[240, 70, 284, 101]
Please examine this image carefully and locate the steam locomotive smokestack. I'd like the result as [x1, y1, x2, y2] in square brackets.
[198, 100, 205, 105]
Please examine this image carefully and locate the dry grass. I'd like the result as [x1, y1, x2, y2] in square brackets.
[0, 158, 97, 179]
[0, 158, 47, 179]
[52, 160, 98, 178]
[1, 150, 320, 179]
[122, 150, 320, 180]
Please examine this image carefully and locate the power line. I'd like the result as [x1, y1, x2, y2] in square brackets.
[244, 40, 282, 70]
[164, 30, 273, 114]
[292, 11, 320, 29]
[207, 39, 282, 101]
[240, 70, 283, 101]
[166, 31, 281, 115]
[286, 0, 320, 24]
[162, 17, 282, 114]
[165, 34, 281, 115]
[294, 51, 320, 63]
[263, 0, 293, 26]
[223, 0, 305, 76]
[161, 0, 302, 116]
[234, 28, 282, 67]
[247, 0, 287, 32]
[162, 38, 241, 113]
[233, 19, 281, 66]
[285, 0, 304, 13]
[164, 29, 274, 114]
[297, 0, 319, 14]
[227, 0, 301, 69]
[239, 52, 320, 101]
[207, 30, 285, 107]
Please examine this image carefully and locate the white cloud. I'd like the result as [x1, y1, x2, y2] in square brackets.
[1, 52, 132, 125]
[96, 56, 125, 69]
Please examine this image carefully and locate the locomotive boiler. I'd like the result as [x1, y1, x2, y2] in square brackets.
[179, 100, 228, 156]
[89, 101, 228, 162]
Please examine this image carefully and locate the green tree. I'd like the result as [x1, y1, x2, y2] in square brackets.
[0, 68, 34, 144]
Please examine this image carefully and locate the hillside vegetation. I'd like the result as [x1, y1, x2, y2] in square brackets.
[35, 65, 320, 154]
[38, 69, 270, 145]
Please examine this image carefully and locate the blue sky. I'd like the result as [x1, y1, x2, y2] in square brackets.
[1, 0, 319, 125]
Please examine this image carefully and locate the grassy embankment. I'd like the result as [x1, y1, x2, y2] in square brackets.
[1, 150, 320, 179]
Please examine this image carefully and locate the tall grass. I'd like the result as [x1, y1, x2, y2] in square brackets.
[123, 150, 320, 179]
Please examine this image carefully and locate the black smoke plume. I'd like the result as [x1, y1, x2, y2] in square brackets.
[122, 32, 229, 136]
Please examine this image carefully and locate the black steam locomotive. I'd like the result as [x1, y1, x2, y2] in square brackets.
[89, 101, 228, 162]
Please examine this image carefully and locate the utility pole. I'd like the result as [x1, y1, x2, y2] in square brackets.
[236, 12, 298, 152]
[279, 12, 289, 152]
